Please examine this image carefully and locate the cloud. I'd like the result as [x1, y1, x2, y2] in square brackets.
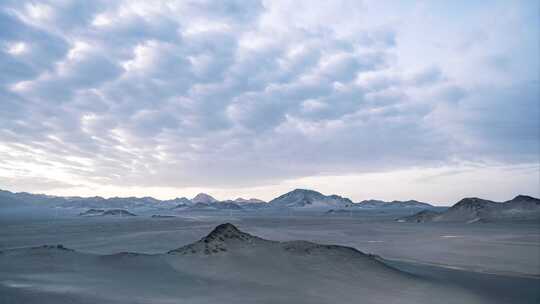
[0, 0, 538, 201]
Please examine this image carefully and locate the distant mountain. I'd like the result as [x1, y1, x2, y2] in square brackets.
[218, 198, 268, 210]
[400, 195, 540, 223]
[161, 197, 192, 208]
[356, 199, 433, 209]
[192, 193, 218, 204]
[0, 188, 271, 212]
[0, 189, 67, 208]
[0, 190, 28, 208]
[62, 196, 155, 210]
[186, 201, 243, 211]
[233, 197, 266, 204]
[397, 210, 441, 222]
[79, 209, 136, 217]
[268, 189, 353, 209]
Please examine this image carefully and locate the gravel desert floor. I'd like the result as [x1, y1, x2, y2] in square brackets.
[1, 210, 539, 303]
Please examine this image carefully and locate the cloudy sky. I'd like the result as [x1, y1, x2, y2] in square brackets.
[0, 0, 538, 204]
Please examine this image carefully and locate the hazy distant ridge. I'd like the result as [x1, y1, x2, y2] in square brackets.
[400, 195, 540, 223]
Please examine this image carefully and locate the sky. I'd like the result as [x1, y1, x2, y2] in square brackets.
[0, 0, 538, 204]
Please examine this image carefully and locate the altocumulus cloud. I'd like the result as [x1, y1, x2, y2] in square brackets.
[0, 0, 538, 200]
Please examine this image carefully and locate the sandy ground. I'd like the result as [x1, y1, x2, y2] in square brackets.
[1, 210, 538, 276]
[0, 210, 539, 303]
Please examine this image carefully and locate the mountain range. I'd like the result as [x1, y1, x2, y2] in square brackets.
[355, 199, 433, 208]
[2, 188, 538, 216]
[399, 195, 540, 223]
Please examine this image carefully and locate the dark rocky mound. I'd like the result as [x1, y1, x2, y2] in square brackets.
[151, 214, 176, 218]
[325, 209, 354, 214]
[102, 209, 136, 216]
[397, 209, 441, 222]
[79, 209, 105, 216]
[32, 244, 74, 251]
[168, 223, 262, 255]
[167, 223, 375, 261]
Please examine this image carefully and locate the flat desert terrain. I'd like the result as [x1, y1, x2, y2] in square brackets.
[1, 210, 538, 303]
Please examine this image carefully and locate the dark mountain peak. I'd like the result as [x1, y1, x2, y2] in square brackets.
[202, 223, 255, 242]
[453, 197, 496, 209]
[511, 195, 539, 202]
[207, 223, 241, 237]
[269, 189, 314, 203]
[279, 189, 323, 197]
[397, 209, 441, 223]
[292, 188, 319, 193]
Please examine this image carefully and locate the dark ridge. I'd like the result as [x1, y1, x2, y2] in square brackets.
[102, 209, 137, 216]
[102, 252, 151, 258]
[32, 244, 74, 251]
[511, 195, 540, 202]
[282, 241, 367, 257]
[205, 223, 244, 239]
[397, 209, 441, 223]
[452, 197, 496, 208]
[79, 209, 105, 216]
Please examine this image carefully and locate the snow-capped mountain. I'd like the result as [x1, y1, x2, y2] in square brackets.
[191, 193, 219, 204]
[268, 189, 353, 209]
